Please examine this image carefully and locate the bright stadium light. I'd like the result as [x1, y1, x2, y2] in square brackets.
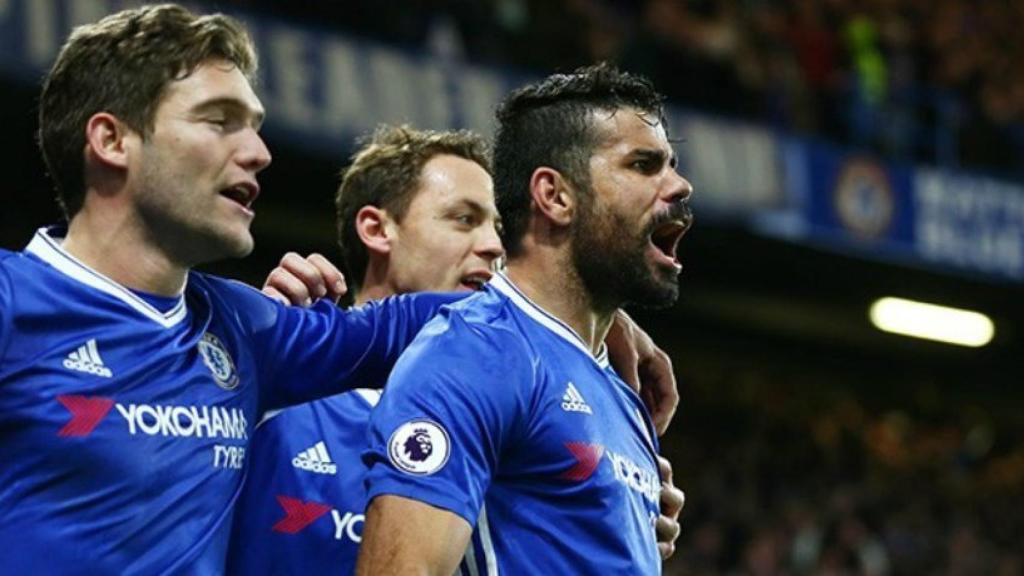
[869, 297, 995, 347]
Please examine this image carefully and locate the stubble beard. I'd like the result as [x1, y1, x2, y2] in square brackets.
[571, 196, 680, 313]
[136, 149, 254, 267]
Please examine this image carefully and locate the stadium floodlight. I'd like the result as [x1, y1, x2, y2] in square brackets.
[868, 297, 995, 347]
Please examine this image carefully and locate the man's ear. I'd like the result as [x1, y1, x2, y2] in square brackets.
[529, 167, 577, 228]
[84, 112, 133, 170]
[355, 205, 393, 257]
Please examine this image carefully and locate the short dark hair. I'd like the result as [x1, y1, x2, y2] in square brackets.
[38, 3, 257, 219]
[335, 125, 491, 293]
[492, 62, 665, 255]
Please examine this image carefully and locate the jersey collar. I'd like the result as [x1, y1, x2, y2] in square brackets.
[489, 272, 609, 368]
[25, 226, 188, 328]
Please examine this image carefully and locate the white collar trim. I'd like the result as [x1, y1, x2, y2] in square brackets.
[490, 272, 609, 368]
[26, 227, 188, 328]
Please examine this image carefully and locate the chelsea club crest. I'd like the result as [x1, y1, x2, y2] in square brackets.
[198, 332, 240, 390]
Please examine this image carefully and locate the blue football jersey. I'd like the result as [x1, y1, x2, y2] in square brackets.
[227, 389, 380, 575]
[0, 228, 458, 575]
[365, 273, 663, 575]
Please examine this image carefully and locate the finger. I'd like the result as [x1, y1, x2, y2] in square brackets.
[306, 253, 347, 302]
[660, 484, 686, 519]
[263, 267, 313, 307]
[655, 514, 681, 544]
[658, 456, 685, 519]
[642, 351, 678, 435]
[279, 252, 329, 300]
[261, 286, 292, 306]
[655, 514, 680, 559]
[657, 455, 673, 483]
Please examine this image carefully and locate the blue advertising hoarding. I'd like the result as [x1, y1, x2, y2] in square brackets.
[1, 0, 1022, 283]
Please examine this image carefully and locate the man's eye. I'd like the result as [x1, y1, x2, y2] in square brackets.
[631, 159, 651, 171]
[207, 117, 243, 130]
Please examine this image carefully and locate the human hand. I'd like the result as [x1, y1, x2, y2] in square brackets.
[606, 310, 679, 435]
[262, 252, 347, 307]
[656, 455, 685, 560]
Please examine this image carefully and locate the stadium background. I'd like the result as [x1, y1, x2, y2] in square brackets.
[1, 1, 1021, 574]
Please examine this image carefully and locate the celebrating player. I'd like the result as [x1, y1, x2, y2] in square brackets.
[357, 64, 694, 575]
[0, 6, 464, 573]
[228, 125, 502, 574]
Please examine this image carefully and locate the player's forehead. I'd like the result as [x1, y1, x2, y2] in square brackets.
[157, 58, 265, 121]
[409, 154, 497, 215]
[589, 107, 670, 157]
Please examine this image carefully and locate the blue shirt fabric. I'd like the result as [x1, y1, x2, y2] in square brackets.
[364, 273, 663, 575]
[227, 389, 380, 575]
[0, 227, 457, 575]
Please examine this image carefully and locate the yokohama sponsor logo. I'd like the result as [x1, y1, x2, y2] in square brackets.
[607, 450, 660, 504]
[270, 495, 364, 542]
[114, 403, 248, 440]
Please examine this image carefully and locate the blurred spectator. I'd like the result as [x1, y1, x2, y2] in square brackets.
[224, 0, 1024, 176]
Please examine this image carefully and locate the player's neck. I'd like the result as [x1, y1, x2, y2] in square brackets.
[63, 209, 188, 297]
[354, 284, 393, 306]
[505, 255, 615, 356]
[356, 260, 396, 305]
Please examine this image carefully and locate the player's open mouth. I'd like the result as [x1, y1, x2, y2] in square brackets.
[219, 182, 260, 211]
[459, 270, 493, 291]
[649, 217, 691, 268]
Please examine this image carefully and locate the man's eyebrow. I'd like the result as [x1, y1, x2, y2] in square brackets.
[630, 147, 677, 168]
[450, 198, 502, 222]
[191, 97, 265, 127]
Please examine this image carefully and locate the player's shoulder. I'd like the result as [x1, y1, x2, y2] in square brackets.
[0, 248, 37, 302]
[0, 246, 40, 276]
[394, 288, 533, 386]
[187, 271, 283, 323]
[0, 248, 15, 282]
[425, 287, 526, 352]
[189, 271, 266, 301]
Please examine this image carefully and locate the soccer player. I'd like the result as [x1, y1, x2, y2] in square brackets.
[228, 125, 503, 574]
[357, 64, 694, 575]
[0, 6, 463, 573]
[228, 126, 685, 574]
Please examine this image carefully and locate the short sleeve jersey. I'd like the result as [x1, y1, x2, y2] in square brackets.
[0, 227, 455, 575]
[364, 273, 662, 575]
[227, 389, 380, 575]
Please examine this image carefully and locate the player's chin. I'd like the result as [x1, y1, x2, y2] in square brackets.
[658, 541, 676, 560]
[218, 228, 256, 259]
[643, 267, 680, 306]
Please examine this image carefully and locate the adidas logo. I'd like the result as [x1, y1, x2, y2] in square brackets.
[561, 382, 592, 414]
[62, 339, 113, 378]
[292, 441, 337, 475]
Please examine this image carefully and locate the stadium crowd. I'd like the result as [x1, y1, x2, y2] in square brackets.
[663, 360, 1023, 575]
[230, 0, 1024, 176]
